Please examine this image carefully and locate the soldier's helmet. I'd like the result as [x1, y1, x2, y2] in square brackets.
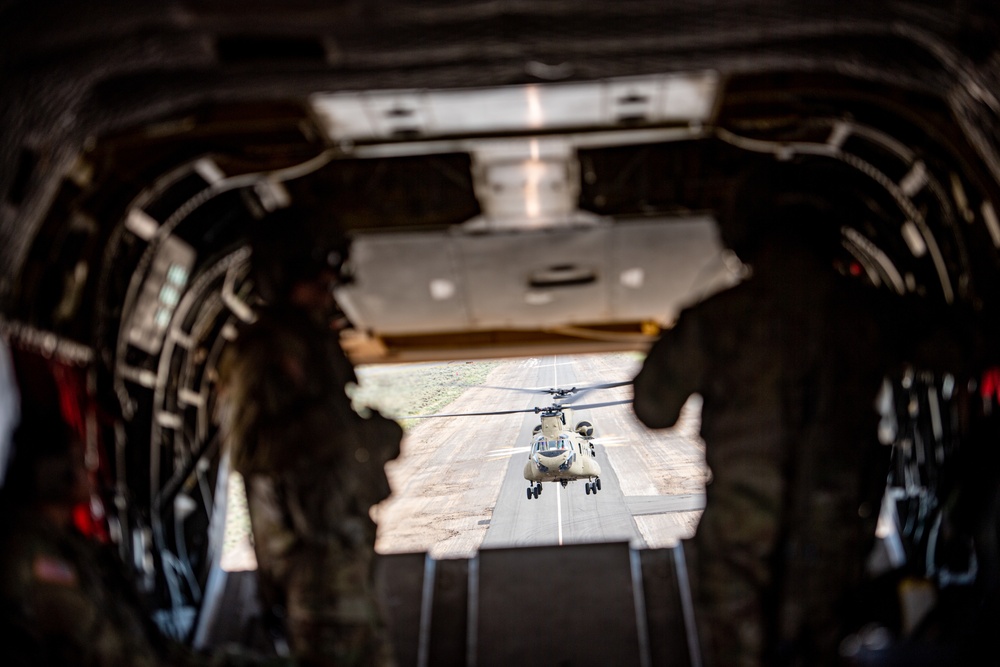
[248, 206, 351, 304]
[718, 162, 842, 264]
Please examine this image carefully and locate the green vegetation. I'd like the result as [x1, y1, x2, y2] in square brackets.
[351, 360, 503, 429]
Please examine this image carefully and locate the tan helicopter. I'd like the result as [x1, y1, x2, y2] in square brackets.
[408, 382, 631, 500]
[523, 402, 603, 499]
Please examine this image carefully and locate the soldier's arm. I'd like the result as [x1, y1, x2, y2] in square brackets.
[633, 313, 704, 429]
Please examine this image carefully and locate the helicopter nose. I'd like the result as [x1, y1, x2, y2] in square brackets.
[535, 450, 575, 471]
[537, 450, 566, 459]
[534, 450, 569, 473]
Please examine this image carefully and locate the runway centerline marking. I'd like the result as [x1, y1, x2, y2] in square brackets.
[556, 483, 564, 546]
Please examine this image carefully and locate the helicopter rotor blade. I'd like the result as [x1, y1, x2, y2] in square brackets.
[559, 380, 633, 404]
[459, 384, 557, 396]
[402, 406, 544, 419]
[401, 398, 634, 420]
[545, 399, 634, 411]
[458, 380, 633, 402]
[577, 380, 633, 391]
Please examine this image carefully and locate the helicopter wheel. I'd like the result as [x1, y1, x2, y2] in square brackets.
[595, 478, 602, 491]
[533, 485, 540, 499]
[585, 483, 591, 495]
[526, 487, 533, 500]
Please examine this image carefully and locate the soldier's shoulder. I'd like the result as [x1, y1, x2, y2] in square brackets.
[676, 281, 752, 324]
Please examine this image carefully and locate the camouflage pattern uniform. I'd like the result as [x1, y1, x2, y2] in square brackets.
[0, 507, 303, 667]
[222, 304, 401, 667]
[0, 508, 167, 667]
[633, 244, 921, 666]
[0, 403, 174, 667]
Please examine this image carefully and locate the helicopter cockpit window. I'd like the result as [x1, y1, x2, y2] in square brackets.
[533, 435, 572, 452]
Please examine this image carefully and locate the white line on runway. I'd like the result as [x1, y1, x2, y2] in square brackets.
[486, 446, 530, 460]
[556, 483, 563, 546]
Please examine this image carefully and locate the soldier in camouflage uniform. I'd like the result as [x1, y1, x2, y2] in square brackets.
[220, 209, 402, 667]
[632, 202, 955, 666]
[0, 368, 298, 667]
[0, 411, 168, 667]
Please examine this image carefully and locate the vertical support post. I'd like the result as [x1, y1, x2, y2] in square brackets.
[629, 548, 652, 667]
[416, 554, 437, 667]
[466, 554, 479, 667]
[673, 544, 702, 667]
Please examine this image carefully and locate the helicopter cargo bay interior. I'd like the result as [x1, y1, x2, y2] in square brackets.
[3, 1, 1000, 664]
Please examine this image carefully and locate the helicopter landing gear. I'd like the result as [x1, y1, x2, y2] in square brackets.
[526, 487, 532, 500]
[585, 482, 592, 495]
[595, 477, 602, 491]
[527, 483, 542, 499]
[586, 478, 601, 495]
